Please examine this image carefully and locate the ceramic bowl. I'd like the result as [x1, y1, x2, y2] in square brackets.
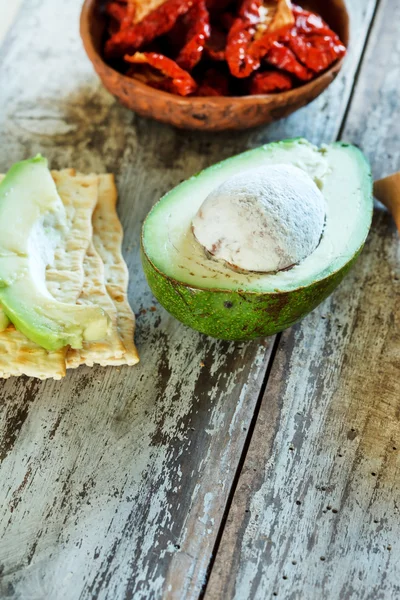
[80, 0, 349, 131]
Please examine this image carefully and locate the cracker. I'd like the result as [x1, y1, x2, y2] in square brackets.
[47, 170, 98, 303]
[67, 175, 139, 368]
[66, 240, 126, 368]
[0, 171, 98, 379]
[0, 327, 66, 380]
[93, 175, 139, 366]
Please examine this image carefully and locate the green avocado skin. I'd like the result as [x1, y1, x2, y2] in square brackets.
[141, 245, 362, 340]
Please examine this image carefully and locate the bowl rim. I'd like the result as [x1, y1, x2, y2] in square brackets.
[80, 0, 349, 106]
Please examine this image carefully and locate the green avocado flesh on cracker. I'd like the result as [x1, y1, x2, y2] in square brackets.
[0, 155, 109, 351]
[142, 139, 373, 340]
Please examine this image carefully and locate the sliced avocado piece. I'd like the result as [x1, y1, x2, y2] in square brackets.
[0, 307, 9, 332]
[0, 156, 109, 351]
[141, 139, 373, 340]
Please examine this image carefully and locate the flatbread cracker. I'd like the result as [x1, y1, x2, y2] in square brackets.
[67, 175, 139, 368]
[0, 327, 67, 380]
[93, 175, 139, 366]
[66, 240, 126, 368]
[47, 170, 98, 303]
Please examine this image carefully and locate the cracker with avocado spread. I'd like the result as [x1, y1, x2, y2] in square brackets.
[0, 170, 138, 379]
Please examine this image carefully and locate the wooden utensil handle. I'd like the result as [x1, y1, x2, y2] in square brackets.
[374, 172, 400, 233]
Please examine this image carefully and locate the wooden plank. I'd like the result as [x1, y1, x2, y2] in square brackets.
[0, 2, 378, 600]
[206, 1, 400, 598]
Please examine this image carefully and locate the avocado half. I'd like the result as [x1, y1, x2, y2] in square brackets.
[141, 139, 373, 341]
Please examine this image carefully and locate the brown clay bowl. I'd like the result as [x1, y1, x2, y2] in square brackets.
[80, 0, 349, 131]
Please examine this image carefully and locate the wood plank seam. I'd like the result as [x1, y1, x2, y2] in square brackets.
[337, 0, 383, 140]
[199, 333, 283, 599]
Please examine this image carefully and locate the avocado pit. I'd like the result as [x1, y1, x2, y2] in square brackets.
[192, 164, 326, 274]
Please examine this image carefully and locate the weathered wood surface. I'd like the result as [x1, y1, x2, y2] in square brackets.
[207, 1, 400, 598]
[0, 1, 381, 599]
[0, 0, 22, 46]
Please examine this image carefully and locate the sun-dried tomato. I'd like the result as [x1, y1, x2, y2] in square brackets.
[204, 25, 227, 61]
[285, 5, 346, 73]
[125, 52, 197, 95]
[225, 0, 263, 78]
[106, 1, 136, 31]
[291, 5, 334, 37]
[106, 2, 128, 23]
[125, 64, 165, 88]
[176, 0, 211, 71]
[288, 33, 346, 73]
[265, 41, 312, 80]
[254, 0, 294, 38]
[226, 0, 294, 78]
[250, 70, 292, 94]
[106, 0, 199, 58]
[197, 68, 230, 95]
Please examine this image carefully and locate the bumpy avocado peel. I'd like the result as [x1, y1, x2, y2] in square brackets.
[141, 248, 360, 340]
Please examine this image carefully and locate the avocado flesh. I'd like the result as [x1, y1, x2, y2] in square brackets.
[142, 139, 373, 340]
[0, 308, 9, 332]
[0, 156, 109, 351]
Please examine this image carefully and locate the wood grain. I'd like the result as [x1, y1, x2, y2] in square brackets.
[206, 1, 400, 598]
[0, 1, 379, 599]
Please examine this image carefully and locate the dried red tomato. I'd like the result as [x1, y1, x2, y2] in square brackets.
[125, 52, 197, 95]
[125, 64, 165, 89]
[287, 5, 346, 73]
[291, 5, 334, 37]
[225, 0, 264, 78]
[106, 0, 199, 58]
[288, 33, 346, 73]
[265, 41, 312, 80]
[176, 0, 211, 71]
[197, 68, 230, 95]
[226, 0, 294, 78]
[106, 1, 136, 31]
[106, 2, 128, 23]
[250, 70, 292, 94]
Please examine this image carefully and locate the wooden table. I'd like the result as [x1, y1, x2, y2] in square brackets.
[0, 1, 399, 599]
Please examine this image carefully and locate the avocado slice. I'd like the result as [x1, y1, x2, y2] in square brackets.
[0, 156, 109, 351]
[141, 139, 373, 341]
[0, 307, 9, 332]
